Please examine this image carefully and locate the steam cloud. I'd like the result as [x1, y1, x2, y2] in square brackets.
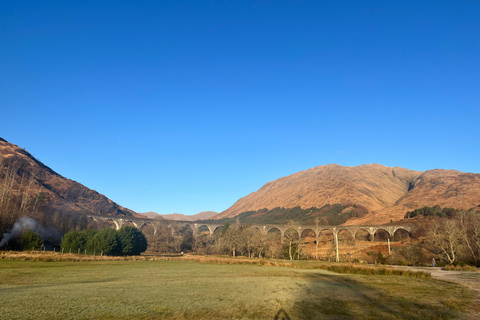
[0, 216, 61, 248]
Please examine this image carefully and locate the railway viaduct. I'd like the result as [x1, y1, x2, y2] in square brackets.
[86, 214, 412, 262]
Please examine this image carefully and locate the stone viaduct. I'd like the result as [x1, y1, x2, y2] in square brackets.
[86, 214, 412, 262]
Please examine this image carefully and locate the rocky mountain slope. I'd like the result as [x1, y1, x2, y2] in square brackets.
[0, 137, 139, 218]
[215, 164, 480, 225]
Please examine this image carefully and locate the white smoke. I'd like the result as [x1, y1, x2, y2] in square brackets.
[0, 216, 61, 248]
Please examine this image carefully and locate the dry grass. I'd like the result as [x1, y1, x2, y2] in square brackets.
[444, 264, 479, 272]
[1, 251, 431, 278]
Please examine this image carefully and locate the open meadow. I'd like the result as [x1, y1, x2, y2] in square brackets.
[0, 254, 476, 320]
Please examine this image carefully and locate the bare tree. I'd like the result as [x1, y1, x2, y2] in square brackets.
[243, 227, 258, 258]
[265, 232, 282, 258]
[313, 218, 321, 260]
[428, 218, 462, 264]
[223, 220, 242, 257]
[20, 170, 38, 213]
[472, 213, 480, 266]
[457, 210, 478, 265]
[284, 220, 300, 260]
[0, 158, 21, 233]
[252, 231, 266, 258]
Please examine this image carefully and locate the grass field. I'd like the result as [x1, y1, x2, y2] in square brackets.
[0, 257, 474, 319]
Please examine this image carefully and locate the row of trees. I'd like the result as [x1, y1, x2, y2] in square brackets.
[61, 226, 147, 256]
[2, 229, 44, 251]
[405, 206, 462, 218]
[195, 222, 287, 259]
[146, 219, 308, 260]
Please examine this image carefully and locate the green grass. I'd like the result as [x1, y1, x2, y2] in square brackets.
[0, 259, 474, 319]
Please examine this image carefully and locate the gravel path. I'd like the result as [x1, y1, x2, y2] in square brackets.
[393, 266, 480, 320]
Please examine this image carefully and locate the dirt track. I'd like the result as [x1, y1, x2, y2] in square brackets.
[394, 266, 480, 320]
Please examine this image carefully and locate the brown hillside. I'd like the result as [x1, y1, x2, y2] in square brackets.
[216, 164, 480, 225]
[0, 138, 141, 218]
[348, 169, 480, 225]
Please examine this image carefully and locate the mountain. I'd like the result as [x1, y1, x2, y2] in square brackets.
[0, 138, 141, 219]
[215, 164, 480, 225]
[140, 211, 163, 219]
[353, 168, 480, 225]
[157, 211, 219, 221]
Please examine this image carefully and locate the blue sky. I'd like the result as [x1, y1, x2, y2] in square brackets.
[1, 1, 479, 215]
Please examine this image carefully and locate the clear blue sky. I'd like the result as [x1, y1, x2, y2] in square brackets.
[1, 1, 479, 215]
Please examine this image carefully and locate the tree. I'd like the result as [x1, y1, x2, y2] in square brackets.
[284, 221, 300, 260]
[471, 212, 480, 266]
[314, 218, 321, 260]
[21, 230, 43, 250]
[61, 230, 85, 253]
[428, 218, 462, 264]
[242, 227, 261, 258]
[118, 226, 148, 255]
[221, 219, 243, 257]
[265, 232, 282, 258]
[61, 229, 97, 253]
[86, 228, 120, 255]
[457, 210, 477, 265]
[251, 230, 266, 258]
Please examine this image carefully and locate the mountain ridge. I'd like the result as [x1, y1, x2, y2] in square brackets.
[215, 164, 480, 225]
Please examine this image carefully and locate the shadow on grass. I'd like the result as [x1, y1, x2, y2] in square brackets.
[274, 309, 291, 320]
[289, 273, 461, 320]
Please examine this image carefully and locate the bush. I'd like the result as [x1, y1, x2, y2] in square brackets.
[444, 264, 478, 272]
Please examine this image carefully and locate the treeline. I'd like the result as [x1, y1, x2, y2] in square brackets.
[200, 204, 369, 226]
[404, 205, 469, 218]
[1, 229, 44, 251]
[61, 226, 147, 256]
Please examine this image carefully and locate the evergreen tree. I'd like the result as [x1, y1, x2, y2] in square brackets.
[86, 228, 120, 255]
[117, 226, 148, 255]
[61, 230, 91, 253]
[21, 230, 43, 251]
